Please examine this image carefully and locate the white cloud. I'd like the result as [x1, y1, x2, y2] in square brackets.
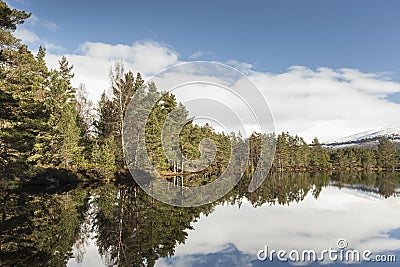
[43, 41, 65, 52]
[129, 41, 179, 74]
[43, 21, 58, 31]
[27, 14, 58, 31]
[189, 51, 212, 60]
[247, 66, 400, 141]
[14, 27, 40, 43]
[77, 41, 178, 74]
[13, 14, 61, 53]
[225, 60, 255, 75]
[339, 68, 399, 95]
[27, 15, 40, 24]
[14, 26, 65, 54]
[45, 41, 400, 141]
[46, 41, 180, 103]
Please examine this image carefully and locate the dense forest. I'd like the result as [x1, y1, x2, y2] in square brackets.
[1, 2, 400, 185]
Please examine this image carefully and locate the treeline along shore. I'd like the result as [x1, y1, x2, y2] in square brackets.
[1, 2, 400, 186]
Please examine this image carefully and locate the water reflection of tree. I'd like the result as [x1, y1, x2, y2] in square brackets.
[0, 184, 91, 267]
[331, 171, 400, 198]
[93, 183, 213, 267]
[221, 172, 331, 207]
[90, 173, 341, 266]
[1, 172, 399, 267]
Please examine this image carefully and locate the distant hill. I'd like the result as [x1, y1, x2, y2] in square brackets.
[323, 128, 400, 149]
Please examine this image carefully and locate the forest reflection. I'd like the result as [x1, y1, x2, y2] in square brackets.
[1, 172, 399, 267]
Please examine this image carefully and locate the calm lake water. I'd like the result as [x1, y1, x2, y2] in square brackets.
[1, 172, 400, 267]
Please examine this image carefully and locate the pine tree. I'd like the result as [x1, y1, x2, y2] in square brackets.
[39, 57, 85, 169]
[58, 104, 84, 168]
[310, 137, 329, 170]
[91, 137, 116, 178]
[0, 1, 30, 31]
[95, 91, 116, 141]
[376, 138, 397, 171]
[298, 137, 310, 169]
[0, 4, 49, 176]
[361, 148, 376, 170]
[275, 133, 289, 170]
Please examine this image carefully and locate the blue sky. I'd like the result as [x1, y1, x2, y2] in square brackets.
[6, 0, 400, 141]
[8, 0, 400, 77]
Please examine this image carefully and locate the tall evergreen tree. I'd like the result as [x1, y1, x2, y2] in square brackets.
[275, 133, 289, 170]
[0, 3, 48, 176]
[310, 137, 330, 169]
[95, 91, 116, 141]
[376, 138, 397, 171]
[38, 57, 84, 169]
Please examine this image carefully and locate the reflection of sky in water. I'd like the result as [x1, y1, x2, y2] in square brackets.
[155, 186, 400, 266]
[157, 246, 399, 267]
[67, 238, 104, 267]
[388, 228, 400, 239]
[67, 197, 105, 267]
[67, 186, 400, 266]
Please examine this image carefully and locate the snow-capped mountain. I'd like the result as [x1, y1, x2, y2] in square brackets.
[324, 128, 400, 148]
